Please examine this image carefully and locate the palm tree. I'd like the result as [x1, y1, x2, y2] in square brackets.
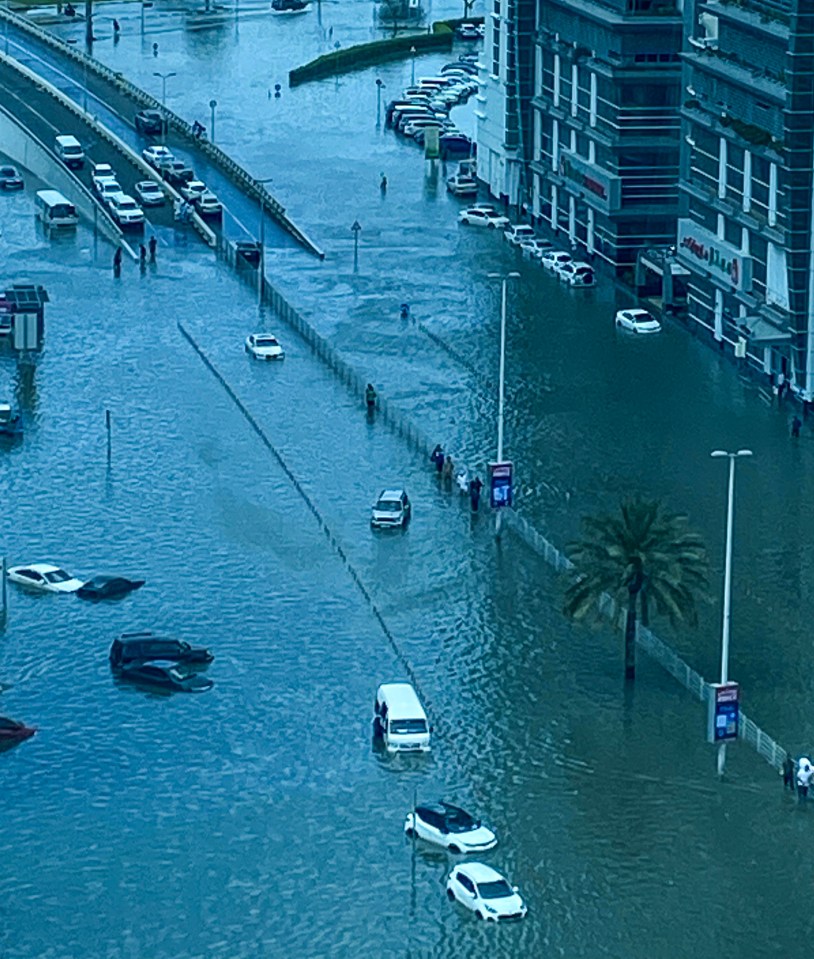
[563, 497, 709, 681]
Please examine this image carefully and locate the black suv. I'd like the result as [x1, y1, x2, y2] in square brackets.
[163, 161, 194, 186]
[109, 630, 214, 670]
[134, 109, 164, 135]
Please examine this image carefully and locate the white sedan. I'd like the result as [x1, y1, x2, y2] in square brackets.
[7, 563, 84, 593]
[458, 207, 510, 228]
[404, 802, 497, 853]
[446, 863, 527, 922]
[245, 333, 285, 360]
[142, 145, 174, 169]
[540, 250, 573, 273]
[615, 308, 662, 334]
[520, 238, 553, 260]
[179, 179, 207, 204]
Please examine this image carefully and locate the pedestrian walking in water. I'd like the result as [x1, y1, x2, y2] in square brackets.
[139, 243, 147, 271]
[112, 18, 120, 32]
[430, 444, 443, 470]
[792, 415, 802, 439]
[469, 475, 483, 512]
[380, 173, 387, 194]
[365, 383, 377, 412]
[442, 454, 454, 488]
[797, 757, 813, 802]
[782, 754, 797, 792]
[113, 245, 122, 277]
[152, 42, 159, 57]
[148, 235, 157, 263]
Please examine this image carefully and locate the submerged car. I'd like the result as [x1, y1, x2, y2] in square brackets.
[0, 166, 24, 190]
[446, 863, 527, 921]
[615, 308, 662, 334]
[6, 563, 83, 593]
[503, 224, 536, 247]
[371, 489, 411, 528]
[134, 180, 165, 207]
[76, 575, 145, 601]
[540, 249, 573, 273]
[117, 661, 214, 693]
[245, 333, 284, 360]
[109, 630, 214, 669]
[559, 261, 595, 287]
[0, 716, 36, 742]
[404, 802, 497, 853]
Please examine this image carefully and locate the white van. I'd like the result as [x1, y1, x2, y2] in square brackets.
[54, 134, 85, 169]
[35, 190, 78, 228]
[374, 683, 431, 753]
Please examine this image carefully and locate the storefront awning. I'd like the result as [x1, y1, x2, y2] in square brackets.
[739, 316, 791, 344]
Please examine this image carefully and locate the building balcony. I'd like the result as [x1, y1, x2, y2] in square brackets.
[683, 49, 786, 104]
[539, 0, 681, 30]
[706, 0, 789, 37]
[682, 102, 784, 162]
[679, 180, 786, 246]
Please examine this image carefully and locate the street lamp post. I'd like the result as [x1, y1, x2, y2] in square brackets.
[489, 271, 520, 537]
[410, 45, 416, 86]
[153, 71, 175, 138]
[375, 78, 385, 128]
[256, 176, 273, 305]
[351, 220, 361, 272]
[710, 447, 753, 777]
[209, 98, 218, 143]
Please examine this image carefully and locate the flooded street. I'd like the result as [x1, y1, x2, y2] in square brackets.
[1, 3, 813, 956]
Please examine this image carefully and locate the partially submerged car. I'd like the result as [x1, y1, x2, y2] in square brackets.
[446, 863, 527, 921]
[404, 802, 498, 853]
[6, 563, 83, 593]
[76, 575, 145, 601]
[0, 165, 24, 190]
[117, 661, 214, 693]
[109, 630, 214, 669]
[245, 333, 284, 360]
[371, 489, 411, 528]
[615, 308, 662, 334]
[0, 716, 36, 742]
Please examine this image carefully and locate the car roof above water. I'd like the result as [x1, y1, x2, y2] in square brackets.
[377, 682, 427, 720]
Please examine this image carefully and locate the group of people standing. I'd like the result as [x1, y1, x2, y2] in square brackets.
[431, 444, 482, 512]
[782, 753, 814, 802]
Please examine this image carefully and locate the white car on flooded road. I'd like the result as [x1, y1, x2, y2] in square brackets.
[458, 206, 510, 229]
[540, 250, 573, 274]
[446, 863, 527, 922]
[615, 308, 662, 334]
[404, 801, 497, 853]
[7, 563, 84, 593]
[245, 333, 285, 360]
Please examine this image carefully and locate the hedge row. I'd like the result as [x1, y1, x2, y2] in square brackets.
[289, 30, 454, 86]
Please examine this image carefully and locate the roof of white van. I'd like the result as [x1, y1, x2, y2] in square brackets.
[377, 682, 427, 719]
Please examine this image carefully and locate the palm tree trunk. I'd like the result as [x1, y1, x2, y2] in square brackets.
[625, 588, 637, 681]
[640, 589, 649, 628]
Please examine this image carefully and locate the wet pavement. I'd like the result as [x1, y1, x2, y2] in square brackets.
[1, 3, 814, 957]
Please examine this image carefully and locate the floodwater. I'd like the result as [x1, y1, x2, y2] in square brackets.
[0, 3, 812, 957]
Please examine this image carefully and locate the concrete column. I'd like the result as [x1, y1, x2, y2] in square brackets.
[741, 226, 750, 255]
[571, 63, 578, 117]
[743, 150, 752, 212]
[552, 119, 559, 171]
[588, 139, 595, 163]
[718, 136, 727, 199]
[768, 162, 778, 226]
[553, 54, 561, 108]
[589, 71, 597, 127]
[717, 212, 725, 240]
[551, 184, 558, 229]
[568, 194, 576, 241]
[587, 206, 595, 253]
[714, 287, 723, 341]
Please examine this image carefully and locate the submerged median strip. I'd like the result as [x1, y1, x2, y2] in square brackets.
[288, 19, 482, 86]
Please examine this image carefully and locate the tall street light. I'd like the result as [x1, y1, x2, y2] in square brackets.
[710, 447, 752, 777]
[154, 70, 175, 138]
[351, 219, 361, 272]
[209, 98, 218, 143]
[375, 77, 385, 128]
[256, 176, 273, 305]
[410, 45, 416, 86]
[488, 271, 520, 537]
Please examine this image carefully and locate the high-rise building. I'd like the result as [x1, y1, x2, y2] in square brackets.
[679, 0, 814, 396]
[528, 0, 684, 273]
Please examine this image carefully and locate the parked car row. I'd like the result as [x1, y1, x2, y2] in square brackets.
[373, 682, 527, 922]
[90, 159, 146, 229]
[385, 53, 479, 160]
[7, 563, 145, 598]
[142, 144, 222, 218]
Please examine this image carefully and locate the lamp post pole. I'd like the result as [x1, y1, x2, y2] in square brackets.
[209, 98, 217, 143]
[410, 45, 416, 86]
[153, 71, 175, 138]
[256, 176, 273, 305]
[375, 77, 385, 128]
[710, 447, 752, 777]
[489, 271, 519, 537]
[351, 219, 361, 272]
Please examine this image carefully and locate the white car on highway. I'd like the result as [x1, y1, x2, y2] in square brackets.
[142, 145, 174, 169]
[458, 206, 510, 228]
[97, 180, 125, 208]
[179, 179, 207, 204]
[134, 180, 165, 207]
[446, 863, 527, 922]
[245, 333, 285, 360]
[6, 563, 84, 593]
[404, 802, 497, 853]
[109, 194, 145, 227]
[615, 308, 662, 334]
[196, 191, 222, 217]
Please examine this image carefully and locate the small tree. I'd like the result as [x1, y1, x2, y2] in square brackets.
[563, 497, 709, 681]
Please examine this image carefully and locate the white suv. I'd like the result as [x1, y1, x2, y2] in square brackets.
[109, 194, 145, 227]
